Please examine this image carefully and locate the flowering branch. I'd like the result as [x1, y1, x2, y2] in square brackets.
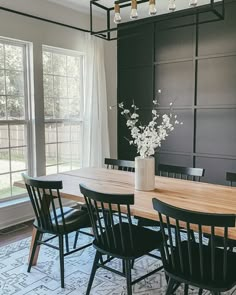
[119, 100, 183, 158]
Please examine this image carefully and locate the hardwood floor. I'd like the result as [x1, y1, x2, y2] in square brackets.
[0, 220, 33, 247]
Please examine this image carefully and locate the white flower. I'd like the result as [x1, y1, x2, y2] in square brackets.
[119, 102, 124, 108]
[131, 113, 139, 119]
[119, 100, 182, 158]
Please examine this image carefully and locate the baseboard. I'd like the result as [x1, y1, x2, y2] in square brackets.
[0, 199, 77, 230]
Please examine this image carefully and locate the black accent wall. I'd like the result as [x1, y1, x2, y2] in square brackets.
[117, 1, 236, 185]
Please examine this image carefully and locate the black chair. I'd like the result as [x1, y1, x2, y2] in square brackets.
[226, 172, 236, 186]
[137, 164, 205, 227]
[23, 174, 93, 288]
[104, 158, 135, 172]
[158, 164, 205, 182]
[80, 184, 164, 295]
[153, 198, 236, 295]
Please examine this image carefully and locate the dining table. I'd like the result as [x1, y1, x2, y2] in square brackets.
[14, 167, 236, 266]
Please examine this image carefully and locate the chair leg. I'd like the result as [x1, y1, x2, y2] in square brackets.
[65, 234, 69, 253]
[184, 284, 189, 295]
[73, 231, 79, 249]
[198, 289, 203, 295]
[165, 278, 176, 295]
[27, 229, 41, 272]
[86, 251, 101, 295]
[58, 235, 65, 288]
[125, 260, 132, 295]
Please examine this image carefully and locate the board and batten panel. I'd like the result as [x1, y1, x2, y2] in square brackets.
[155, 61, 194, 106]
[197, 56, 236, 106]
[196, 109, 236, 156]
[198, 1, 236, 56]
[118, 24, 154, 68]
[196, 157, 236, 185]
[155, 25, 194, 62]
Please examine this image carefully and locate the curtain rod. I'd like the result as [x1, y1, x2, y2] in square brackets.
[0, 6, 91, 33]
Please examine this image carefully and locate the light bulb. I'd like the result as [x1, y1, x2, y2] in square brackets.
[149, 0, 157, 16]
[189, 0, 198, 6]
[130, 0, 138, 20]
[114, 12, 122, 23]
[114, 1, 122, 24]
[168, 0, 176, 11]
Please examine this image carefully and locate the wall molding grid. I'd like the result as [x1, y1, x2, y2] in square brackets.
[117, 1, 236, 185]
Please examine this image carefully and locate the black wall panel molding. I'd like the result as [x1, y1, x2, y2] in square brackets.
[117, 1, 236, 185]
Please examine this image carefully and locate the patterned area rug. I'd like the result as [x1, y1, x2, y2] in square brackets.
[0, 232, 236, 295]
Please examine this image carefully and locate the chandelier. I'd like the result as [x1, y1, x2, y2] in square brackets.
[90, 0, 225, 41]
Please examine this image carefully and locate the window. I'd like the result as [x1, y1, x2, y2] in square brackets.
[43, 46, 84, 175]
[0, 38, 32, 200]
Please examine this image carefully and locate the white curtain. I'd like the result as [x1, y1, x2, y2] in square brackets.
[81, 34, 110, 168]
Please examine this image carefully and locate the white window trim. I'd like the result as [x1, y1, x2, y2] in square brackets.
[0, 37, 34, 203]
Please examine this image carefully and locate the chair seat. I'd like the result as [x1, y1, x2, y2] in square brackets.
[166, 241, 236, 291]
[34, 207, 91, 234]
[93, 222, 163, 259]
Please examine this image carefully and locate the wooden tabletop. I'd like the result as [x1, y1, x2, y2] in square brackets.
[15, 167, 236, 239]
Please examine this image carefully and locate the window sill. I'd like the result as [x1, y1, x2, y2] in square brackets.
[0, 196, 30, 209]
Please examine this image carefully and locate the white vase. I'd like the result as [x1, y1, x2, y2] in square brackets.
[135, 156, 155, 191]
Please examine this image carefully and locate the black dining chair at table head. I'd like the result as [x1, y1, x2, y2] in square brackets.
[152, 197, 236, 295]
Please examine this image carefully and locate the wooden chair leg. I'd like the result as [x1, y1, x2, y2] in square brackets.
[28, 228, 42, 266]
[86, 251, 101, 295]
[73, 231, 79, 249]
[125, 260, 132, 295]
[27, 229, 41, 272]
[165, 278, 176, 295]
[58, 235, 65, 288]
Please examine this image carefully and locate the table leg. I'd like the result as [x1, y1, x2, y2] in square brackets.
[28, 227, 42, 266]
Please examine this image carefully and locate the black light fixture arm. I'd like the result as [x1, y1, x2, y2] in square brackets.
[0, 6, 90, 33]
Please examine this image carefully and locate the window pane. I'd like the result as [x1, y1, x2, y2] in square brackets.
[0, 70, 5, 95]
[46, 165, 57, 175]
[45, 123, 56, 144]
[46, 144, 57, 165]
[5, 45, 23, 71]
[53, 76, 67, 98]
[11, 147, 27, 171]
[0, 174, 11, 199]
[59, 163, 71, 173]
[55, 99, 72, 119]
[0, 96, 6, 119]
[58, 123, 70, 142]
[71, 142, 80, 169]
[6, 71, 24, 96]
[0, 125, 9, 148]
[7, 96, 25, 120]
[71, 123, 80, 142]
[44, 96, 54, 119]
[58, 142, 70, 163]
[43, 51, 52, 74]
[53, 53, 66, 75]
[10, 124, 27, 147]
[11, 171, 26, 196]
[0, 149, 10, 173]
[0, 44, 4, 69]
[68, 77, 80, 98]
[43, 75, 53, 97]
[67, 56, 80, 78]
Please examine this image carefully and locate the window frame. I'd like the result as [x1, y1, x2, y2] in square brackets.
[42, 45, 85, 175]
[0, 36, 34, 203]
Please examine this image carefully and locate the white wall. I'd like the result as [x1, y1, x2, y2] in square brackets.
[0, 0, 117, 229]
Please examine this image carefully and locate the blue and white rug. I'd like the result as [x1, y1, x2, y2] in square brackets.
[0, 232, 236, 295]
